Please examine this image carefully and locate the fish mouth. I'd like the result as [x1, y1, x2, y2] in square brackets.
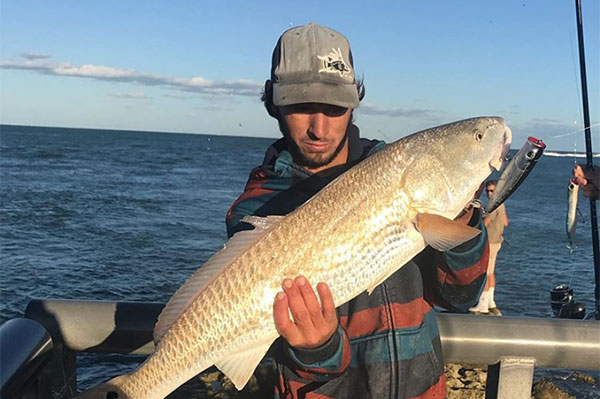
[501, 126, 513, 167]
[490, 124, 512, 171]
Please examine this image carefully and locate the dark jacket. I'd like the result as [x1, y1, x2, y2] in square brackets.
[226, 125, 488, 399]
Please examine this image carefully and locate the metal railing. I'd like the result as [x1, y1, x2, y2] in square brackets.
[2, 299, 598, 398]
[0, 318, 54, 398]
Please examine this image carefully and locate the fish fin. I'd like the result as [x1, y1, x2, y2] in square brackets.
[214, 341, 274, 390]
[414, 213, 481, 252]
[241, 215, 286, 230]
[154, 216, 285, 343]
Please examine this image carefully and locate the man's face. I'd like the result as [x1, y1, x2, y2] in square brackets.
[486, 184, 496, 199]
[280, 103, 352, 173]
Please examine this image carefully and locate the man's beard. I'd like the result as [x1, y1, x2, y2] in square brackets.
[285, 129, 348, 170]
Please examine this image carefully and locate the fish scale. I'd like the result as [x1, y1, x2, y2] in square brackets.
[76, 117, 511, 399]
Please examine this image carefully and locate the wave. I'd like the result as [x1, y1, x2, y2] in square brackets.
[544, 151, 600, 158]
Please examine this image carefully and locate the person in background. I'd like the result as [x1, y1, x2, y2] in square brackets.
[226, 22, 489, 399]
[469, 179, 508, 316]
[573, 164, 600, 200]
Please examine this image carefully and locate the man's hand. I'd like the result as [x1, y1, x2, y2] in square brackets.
[455, 182, 485, 223]
[455, 204, 477, 225]
[273, 276, 338, 349]
[573, 164, 600, 200]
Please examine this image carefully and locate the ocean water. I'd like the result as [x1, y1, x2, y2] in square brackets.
[1, 124, 598, 397]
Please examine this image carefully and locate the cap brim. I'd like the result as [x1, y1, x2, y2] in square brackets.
[273, 82, 359, 109]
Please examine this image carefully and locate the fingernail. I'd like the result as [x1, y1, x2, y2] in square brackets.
[283, 279, 293, 288]
[276, 292, 285, 301]
[297, 276, 306, 286]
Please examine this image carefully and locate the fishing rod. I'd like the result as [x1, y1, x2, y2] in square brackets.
[575, 0, 599, 320]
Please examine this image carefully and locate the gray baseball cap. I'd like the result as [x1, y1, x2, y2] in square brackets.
[270, 23, 359, 109]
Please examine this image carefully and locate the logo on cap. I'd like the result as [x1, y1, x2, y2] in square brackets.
[318, 48, 351, 77]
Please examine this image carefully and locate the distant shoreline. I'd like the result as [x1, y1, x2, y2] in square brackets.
[545, 151, 600, 158]
[1, 124, 597, 156]
[0, 123, 273, 141]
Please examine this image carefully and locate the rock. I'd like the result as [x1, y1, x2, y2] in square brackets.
[168, 361, 589, 399]
[169, 360, 276, 399]
[569, 372, 597, 385]
[531, 379, 574, 399]
[445, 363, 486, 399]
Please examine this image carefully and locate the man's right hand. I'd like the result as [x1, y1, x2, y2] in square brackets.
[273, 276, 338, 349]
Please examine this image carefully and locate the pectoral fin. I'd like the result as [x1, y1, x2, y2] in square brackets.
[414, 213, 481, 251]
[214, 340, 275, 390]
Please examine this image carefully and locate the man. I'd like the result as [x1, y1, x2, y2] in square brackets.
[226, 23, 489, 399]
[469, 180, 508, 316]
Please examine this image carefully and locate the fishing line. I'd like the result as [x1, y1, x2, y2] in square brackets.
[53, 363, 78, 399]
[541, 24, 595, 148]
[567, 245, 579, 288]
[549, 22, 591, 316]
[568, 28, 584, 125]
[562, 22, 588, 292]
[377, 129, 393, 143]
[545, 122, 600, 140]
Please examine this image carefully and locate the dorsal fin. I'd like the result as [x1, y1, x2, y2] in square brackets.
[153, 215, 285, 343]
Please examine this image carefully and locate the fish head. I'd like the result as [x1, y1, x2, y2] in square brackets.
[568, 178, 578, 193]
[449, 116, 512, 173]
[400, 116, 512, 217]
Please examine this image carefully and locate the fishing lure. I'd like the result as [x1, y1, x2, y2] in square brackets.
[566, 179, 579, 252]
[486, 136, 546, 214]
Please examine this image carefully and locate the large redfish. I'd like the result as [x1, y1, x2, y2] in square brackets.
[76, 117, 512, 399]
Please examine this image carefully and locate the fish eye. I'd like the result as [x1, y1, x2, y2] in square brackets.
[474, 129, 484, 141]
[106, 392, 119, 399]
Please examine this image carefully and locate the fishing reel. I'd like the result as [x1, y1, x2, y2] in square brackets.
[550, 284, 586, 319]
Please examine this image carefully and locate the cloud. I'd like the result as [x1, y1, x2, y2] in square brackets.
[110, 92, 152, 101]
[20, 52, 52, 60]
[514, 119, 597, 153]
[527, 117, 566, 125]
[0, 58, 263, 97]
[163, 93, 192, 100]
[515, 118, 589, 138]
[195, 104, 234, 111]
[502, 105, 521, 115]
[358, 102, 440, 119]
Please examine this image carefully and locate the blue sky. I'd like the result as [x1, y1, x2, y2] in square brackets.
[1, 0, 598, 151]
